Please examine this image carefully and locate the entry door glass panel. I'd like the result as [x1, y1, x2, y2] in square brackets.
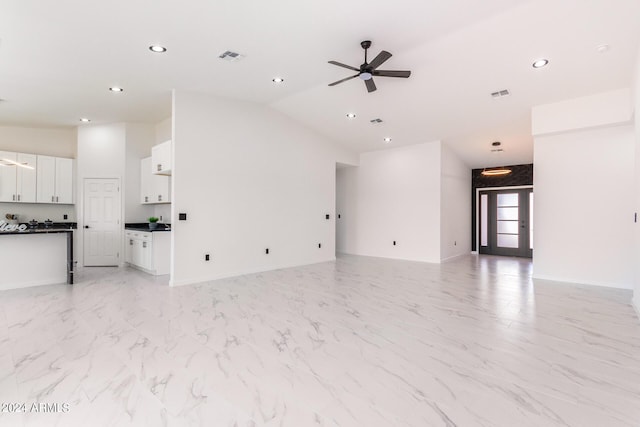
[480, 194, 488, 247]
[496, 193, 519, 248]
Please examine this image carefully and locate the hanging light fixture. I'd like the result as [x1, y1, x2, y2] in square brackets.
[481, 167, 512, 176]
[481, 142, 511, 176]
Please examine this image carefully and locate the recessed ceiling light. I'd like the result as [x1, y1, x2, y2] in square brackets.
[532, 59, 549, 69]
[79, 118, 91, 123]
[346, 113, 356, 119]
[272, 77, 284, 83]
[383, 137, 392, 143]
[149, 45, 167, 53]
[109, 87, 124, 92]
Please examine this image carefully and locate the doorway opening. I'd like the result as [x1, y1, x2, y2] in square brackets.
[335, 163, 357, 256]
[477, 186, 533, 258]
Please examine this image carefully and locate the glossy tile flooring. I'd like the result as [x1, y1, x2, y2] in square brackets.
[1, 254, 639, 426]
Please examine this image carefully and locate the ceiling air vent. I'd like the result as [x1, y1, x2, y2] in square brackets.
[218, 50, 245, 62]
[370, 118, 383, 124]
[491, 89, 510, 99]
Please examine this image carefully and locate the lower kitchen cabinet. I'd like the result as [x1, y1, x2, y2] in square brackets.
[125, 230, 170, 275]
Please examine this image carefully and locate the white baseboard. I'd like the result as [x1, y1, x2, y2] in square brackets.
[532, 274, 633, 290]
[441, 252, 473, 263]
[169, 257, 337, 287]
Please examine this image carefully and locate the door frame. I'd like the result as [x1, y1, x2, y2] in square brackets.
[474, 185, 533, 254]
[81, 177, 122, 267]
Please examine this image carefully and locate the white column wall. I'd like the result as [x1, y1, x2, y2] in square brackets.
[170, 90, 357, 286]
[337, 142, 443, 263]
[634, 47, 640, 313]
[532, 90, 635, 289]
[440, 143, 472, 261]
[76, 124, 126, 268]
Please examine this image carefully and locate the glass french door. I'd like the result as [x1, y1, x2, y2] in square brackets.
[479, 189, 533, 258]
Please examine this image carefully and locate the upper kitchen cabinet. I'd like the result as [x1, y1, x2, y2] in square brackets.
[141, 157, 171, 204]
[0, 152, 37, 203]
[36, 155, 74, 204]
[151, 140, 172, 175]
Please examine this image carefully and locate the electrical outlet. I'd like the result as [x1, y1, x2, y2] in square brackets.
[205, 254, 210, 261]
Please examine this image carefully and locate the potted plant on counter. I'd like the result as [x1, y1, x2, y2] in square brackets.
[148, 216, 159, 230]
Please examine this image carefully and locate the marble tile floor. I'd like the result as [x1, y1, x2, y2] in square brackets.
[0, 254, 639, 427]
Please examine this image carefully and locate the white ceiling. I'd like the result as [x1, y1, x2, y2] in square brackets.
[1, 0, 639, 168]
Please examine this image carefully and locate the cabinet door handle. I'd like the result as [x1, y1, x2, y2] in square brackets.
[157, 164, 162, 171]
[142, 242, 147, 248]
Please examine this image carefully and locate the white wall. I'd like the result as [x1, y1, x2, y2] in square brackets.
[440, 143, 472, 261]
[171, 90, 357, 286]
[534, 125, 635, 289]
[336, 166, 358, 254]
[155, 117, 172, 143]
[532, 88, 632, 136]
[337, 142, 443, 263]
[76, 123, 126, 267]
[124, 123, 155, 223]
[634, 48, 640, 313]
[0, 125, 77, 222]
[0, 125, 76, 157]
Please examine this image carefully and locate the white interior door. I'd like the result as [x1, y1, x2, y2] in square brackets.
[83, 178, 121, 266]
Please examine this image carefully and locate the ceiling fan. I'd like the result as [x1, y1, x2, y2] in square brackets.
[328, 40, 411, 93]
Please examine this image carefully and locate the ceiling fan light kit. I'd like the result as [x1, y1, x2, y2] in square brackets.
[328, 40, 411, 93]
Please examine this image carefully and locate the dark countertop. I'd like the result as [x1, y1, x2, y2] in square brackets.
[125, 222, 171, 232]
[0, 222, 77, 236]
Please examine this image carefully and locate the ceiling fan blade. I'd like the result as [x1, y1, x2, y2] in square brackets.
[373, 70, 411, 78]
[365, 78, 377, 93]
[368, 50, 392, 69]
[328, 61, 359, 72]
[328, 74, 359, 86]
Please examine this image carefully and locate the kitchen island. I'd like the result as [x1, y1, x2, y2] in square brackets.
[0, 223, 76, 290]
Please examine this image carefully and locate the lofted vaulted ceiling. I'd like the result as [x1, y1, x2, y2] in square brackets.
[1, 0, 639, 167]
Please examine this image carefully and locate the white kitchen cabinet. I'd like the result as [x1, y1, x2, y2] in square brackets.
[151, 140, 172, 175]
[0, 151, 37, 203]
[36, 155, 74, 204]
[125, 230, 170, 275]
[55, 157, 74, 203]
[141, 156, 171, 204]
